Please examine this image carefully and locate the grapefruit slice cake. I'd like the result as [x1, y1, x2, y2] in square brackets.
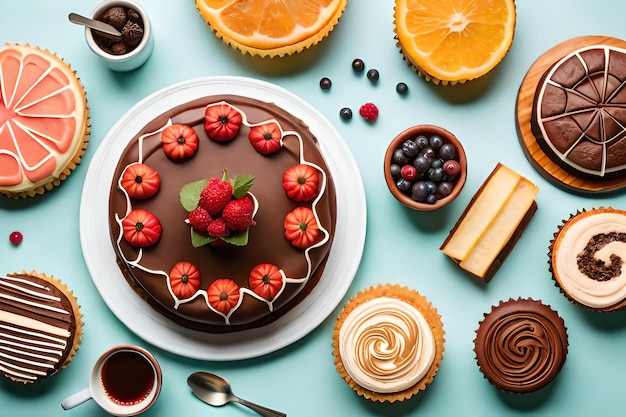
[0, 44, 90, 198]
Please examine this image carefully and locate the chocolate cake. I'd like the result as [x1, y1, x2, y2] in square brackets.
[531, 45, 626, 179]
[108, 95, 336, 333]
[474, 298, 568, 394]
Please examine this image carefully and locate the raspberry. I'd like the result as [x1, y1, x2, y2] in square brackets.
[222, 196, 256, 232]
[207, 217, 230, 238]
[188, 207, 212, 232]
[198, 178, 233, 215]
[359, 102, 378, 122]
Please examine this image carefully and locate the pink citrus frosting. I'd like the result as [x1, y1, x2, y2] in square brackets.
[0, 44, 87, 195]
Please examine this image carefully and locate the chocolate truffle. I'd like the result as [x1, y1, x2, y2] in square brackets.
[127, 8, 142, 25]
[100, 6, 127, 31]
[111, 42, 127, 55]
[122, 21, 143, 47]
[474, 298, 568, 394]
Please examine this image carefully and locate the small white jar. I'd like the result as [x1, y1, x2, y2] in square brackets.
[85, 0, 154, 72]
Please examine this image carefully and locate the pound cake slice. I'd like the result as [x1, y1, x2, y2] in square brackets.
[441, 163, 539, 281]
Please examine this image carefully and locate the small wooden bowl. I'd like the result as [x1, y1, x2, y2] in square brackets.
[384, 125, 467, 211]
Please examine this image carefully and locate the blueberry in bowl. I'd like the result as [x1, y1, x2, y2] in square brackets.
[384, 125, 467, 211]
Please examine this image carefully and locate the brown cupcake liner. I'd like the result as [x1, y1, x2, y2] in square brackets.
[548, 206, 626, 312]
[332, 283, 445, 402]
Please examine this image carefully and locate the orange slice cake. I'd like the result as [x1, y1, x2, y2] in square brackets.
[0, 44, 90, 198]
[195, 0, 347, 57]
[394, 0, 516, 85]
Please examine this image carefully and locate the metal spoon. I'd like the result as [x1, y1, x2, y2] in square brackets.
[187, 371, 286, 417]
[68, 12, 122, 38]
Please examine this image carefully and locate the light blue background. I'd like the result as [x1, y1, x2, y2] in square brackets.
[2, 1, 626, 416]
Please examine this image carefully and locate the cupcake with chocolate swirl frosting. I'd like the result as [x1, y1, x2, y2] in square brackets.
[332, 283, 445, 402]
[549, 207, 626, 311]
[474, 298, 568, 394]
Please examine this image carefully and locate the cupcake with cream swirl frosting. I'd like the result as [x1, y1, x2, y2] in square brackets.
[549, 207, 626, 311]
[332, 283, 444, 402]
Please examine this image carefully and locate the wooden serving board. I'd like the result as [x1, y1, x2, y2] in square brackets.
[515, 35, 626, 195]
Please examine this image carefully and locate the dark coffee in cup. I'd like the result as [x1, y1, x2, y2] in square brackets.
[61, 344, 161, 416]
[101, 350, 155, 406]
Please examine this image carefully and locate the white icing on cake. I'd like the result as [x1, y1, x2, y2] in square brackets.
[338, 297, 436, 393]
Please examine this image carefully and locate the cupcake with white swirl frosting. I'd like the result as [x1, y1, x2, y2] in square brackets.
[332, 283, 445, 402]
[549, 207, 626, 311]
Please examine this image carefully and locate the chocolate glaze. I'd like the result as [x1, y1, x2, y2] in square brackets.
[532, 45, 626, 179]
[474, 298, 568, 394]
[0, 273, 78, 383]
[108, 95, 336, 333]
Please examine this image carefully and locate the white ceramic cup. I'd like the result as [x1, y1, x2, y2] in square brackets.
[61, 345, 162, 416]
[85, 0, 155, 71]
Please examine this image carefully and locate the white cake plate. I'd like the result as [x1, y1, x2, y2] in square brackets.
[79, 76, 366, 360]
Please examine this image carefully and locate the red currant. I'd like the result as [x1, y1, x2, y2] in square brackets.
[443, 160, 461, 176]
[400, 165, 418, 181]
[9, 231, 22, 245]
